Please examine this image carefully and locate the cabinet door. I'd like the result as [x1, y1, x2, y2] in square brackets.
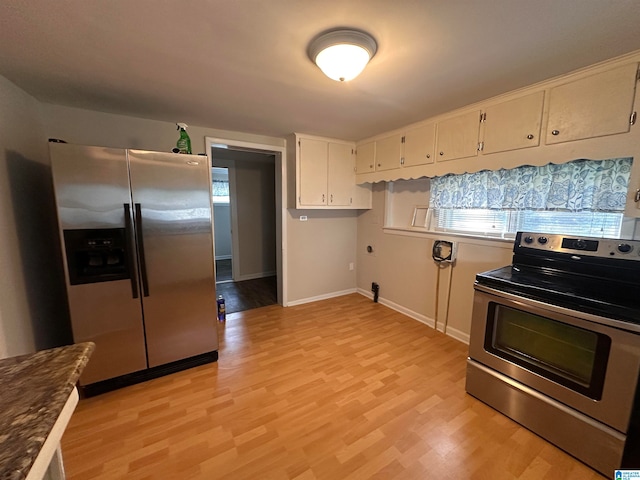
[403, 123, 435, 167]
[328, 143, 354, 206]
[375, 134, 403, 171]
[436, 110, 481, 161]
[546, 63, 638, 145]
[356, 141, 375, 174]
[482, 91, 545, 154]
[298, 137, 328, 206]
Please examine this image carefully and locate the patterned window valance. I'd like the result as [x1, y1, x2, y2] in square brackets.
[430, 158, 633, 212]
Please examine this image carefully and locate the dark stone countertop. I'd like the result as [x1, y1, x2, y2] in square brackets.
[0, 342, 94, 480]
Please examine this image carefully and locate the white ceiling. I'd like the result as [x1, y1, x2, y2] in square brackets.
[2, 0, 640, 142]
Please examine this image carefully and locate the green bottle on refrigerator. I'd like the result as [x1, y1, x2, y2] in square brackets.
[176, 123, 192, 154]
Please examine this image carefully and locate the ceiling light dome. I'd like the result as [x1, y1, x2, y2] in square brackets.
[308, 29, 377, 82]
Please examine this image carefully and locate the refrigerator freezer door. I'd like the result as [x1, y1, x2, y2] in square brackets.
[50, 144, 147, 385]
[128, 150, 218, 367]
[51, 144, 132, 229]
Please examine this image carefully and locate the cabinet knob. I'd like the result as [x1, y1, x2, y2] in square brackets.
[369, 164, 373, 168]
[426, 154, 430, 158]
[551, 130, 560, 136]
[439, 152, 444, 156]
[527, 134, 534, 140]
[377, 163, 381, 167]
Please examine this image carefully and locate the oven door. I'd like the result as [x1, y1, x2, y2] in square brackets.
[468, 284, 640, 433]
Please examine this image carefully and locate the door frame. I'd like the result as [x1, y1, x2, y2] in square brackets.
[206, 137, 287, 307]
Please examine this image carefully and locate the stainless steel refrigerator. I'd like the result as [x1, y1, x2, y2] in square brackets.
[50, 143, 218, 389]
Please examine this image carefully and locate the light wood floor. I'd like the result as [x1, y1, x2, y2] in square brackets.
[61, 294, 605, 479]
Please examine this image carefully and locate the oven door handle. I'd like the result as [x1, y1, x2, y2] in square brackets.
[474, 283, 640, 334]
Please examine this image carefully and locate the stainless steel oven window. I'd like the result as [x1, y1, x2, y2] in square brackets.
[485, 303, 611, 399]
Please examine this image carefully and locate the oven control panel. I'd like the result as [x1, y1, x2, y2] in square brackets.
[515, 232, 640, 260]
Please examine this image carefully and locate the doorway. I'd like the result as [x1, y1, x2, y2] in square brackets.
[207, 137, 287, 314]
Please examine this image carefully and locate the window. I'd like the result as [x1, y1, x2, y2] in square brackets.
[212, 167, 230, 204]
[432, 209, 622, 238]
[212, 179, 230, 204]
[429, 158, 632, 239]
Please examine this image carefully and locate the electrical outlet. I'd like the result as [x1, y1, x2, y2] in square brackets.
[349, 262, 354, 271]
[300, 215, 308, 221]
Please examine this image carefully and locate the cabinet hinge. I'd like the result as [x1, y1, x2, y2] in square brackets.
[298, 140, 301, 147]
[478, 141, 484, 151]
[401, 136, 405, 144]
[631, 111, 637, 126]
[350, 197, 353, 204]
[400, 157, 405, 165]
[636, 66, 640, 82]
[480, 112, 486, 123]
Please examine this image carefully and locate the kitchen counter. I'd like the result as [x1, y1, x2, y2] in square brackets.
[0, 342, 94, 480]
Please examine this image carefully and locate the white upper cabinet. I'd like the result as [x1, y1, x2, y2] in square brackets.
[298, 137, 328, 206]
[546, 63, 639, 145]
[328, 142, 354, 206]
[403, 123, 436, 167]
[354, 55, 640, 196]
[482, 91, 545, 154]
[293, 134, 371, 209]
[355, 141, 375, 174]
[375, 134, 403, 171]
[356, 125, 435, 175]
[436, 110, 481, 162]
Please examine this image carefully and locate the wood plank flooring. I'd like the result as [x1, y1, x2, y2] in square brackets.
[61, 294, 605, 479]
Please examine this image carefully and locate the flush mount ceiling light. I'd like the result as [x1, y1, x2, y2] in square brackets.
[308, 28, 377, 82]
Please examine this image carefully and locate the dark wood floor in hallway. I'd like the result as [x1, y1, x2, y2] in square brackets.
[61, 294, 605, 479]
[215, 259, 278, 314]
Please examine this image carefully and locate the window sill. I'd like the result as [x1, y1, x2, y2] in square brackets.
[382, 226, 516, 247]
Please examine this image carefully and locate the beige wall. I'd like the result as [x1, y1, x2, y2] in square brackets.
[357, 182, 513, 343]
[40, 104, 285, 152]
[287, 209, 357, 303]
[0, 76, 72, 358]
[213, 204, 232, 259]
[235, 158, 277, 278]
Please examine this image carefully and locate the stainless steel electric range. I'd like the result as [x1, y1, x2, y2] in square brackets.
[466, 231, 640, 476]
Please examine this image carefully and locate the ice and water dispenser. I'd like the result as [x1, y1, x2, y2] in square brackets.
[63, 228, 131, 285]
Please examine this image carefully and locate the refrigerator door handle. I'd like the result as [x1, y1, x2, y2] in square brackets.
[134, 203, 150, 297]
[123, 203, 139, 299]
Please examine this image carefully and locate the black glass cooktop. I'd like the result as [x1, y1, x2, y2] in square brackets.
[476, 264, 640, 326]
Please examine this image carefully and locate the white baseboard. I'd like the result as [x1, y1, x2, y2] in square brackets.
[356, 289, 468, 345]
[357, 289, 436, 328]
[236, 271, 276, 282]
[443, 325, 470, 345]
[287, 288, 357, 307]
